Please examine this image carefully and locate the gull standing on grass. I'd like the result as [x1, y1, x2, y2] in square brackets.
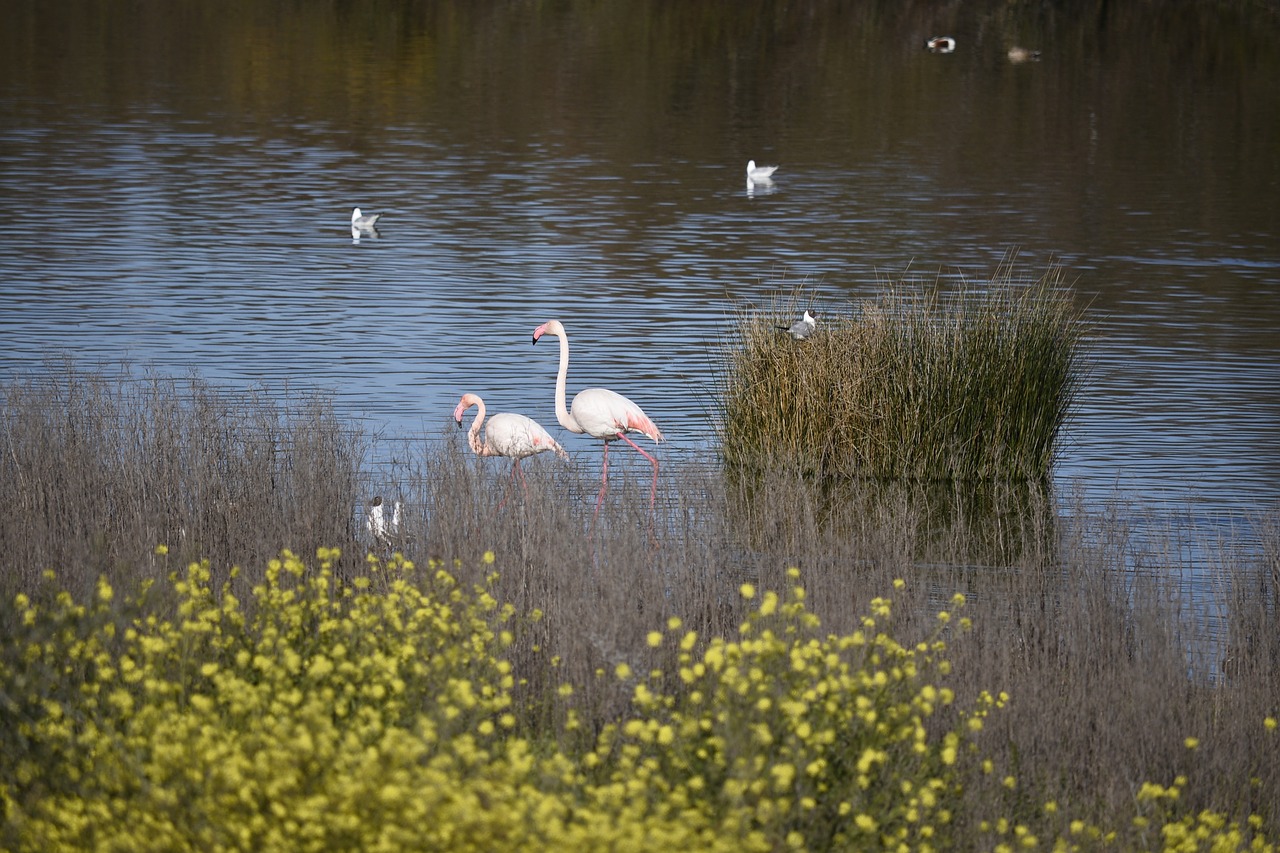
[366, 496, 390, 549]
[389, 499, 402, 538]
[778, 310, 817, 340]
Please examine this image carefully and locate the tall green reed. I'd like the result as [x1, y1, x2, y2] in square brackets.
[717, 265, 1086, 481]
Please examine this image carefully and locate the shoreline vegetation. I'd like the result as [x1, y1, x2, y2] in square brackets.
[2, 334, 1277, 848]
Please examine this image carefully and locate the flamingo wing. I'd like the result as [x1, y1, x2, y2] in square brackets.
[571, 387, 664, 444]
[485, 412, 567, 459]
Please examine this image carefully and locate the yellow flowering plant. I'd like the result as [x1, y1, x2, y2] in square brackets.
[0, 553, 1273, 851]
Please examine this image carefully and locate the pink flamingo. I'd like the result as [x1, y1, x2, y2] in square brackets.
[531, 320, 664, 518]
[454, 394, 567, 497]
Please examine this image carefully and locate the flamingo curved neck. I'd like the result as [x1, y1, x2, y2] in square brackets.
[552, 331, 585, 434]
[466, 400, 490, 456]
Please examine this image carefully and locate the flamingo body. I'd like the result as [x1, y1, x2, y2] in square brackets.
[454, 393, 566, 464]
[567, 386, 664, 445]
[531, 320, 663, 518]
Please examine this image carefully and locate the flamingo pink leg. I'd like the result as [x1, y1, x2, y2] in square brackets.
[615, 432, 660, 511]
[592, 433, 659, 524]
[497, 459, 527, 511]
[593, 441, 611, 522]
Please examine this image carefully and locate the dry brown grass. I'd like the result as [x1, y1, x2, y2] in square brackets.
[0, 361, 368, 601]
[1, 363, 1276, 838]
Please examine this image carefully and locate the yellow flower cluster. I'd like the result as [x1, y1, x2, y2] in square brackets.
[585, 578, 988, 850]
[0, 550, 530, 850]
[0, 557, 1273, 852]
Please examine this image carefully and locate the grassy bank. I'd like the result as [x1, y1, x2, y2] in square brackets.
[2, 365, 1277, 849]
[717, 265, 1086, 481]
[0, 362, 368, 600]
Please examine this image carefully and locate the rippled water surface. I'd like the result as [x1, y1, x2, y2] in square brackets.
[2, 1, 1278, 525]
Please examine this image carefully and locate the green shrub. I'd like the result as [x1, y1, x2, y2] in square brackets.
[717, 267, 1086, 481]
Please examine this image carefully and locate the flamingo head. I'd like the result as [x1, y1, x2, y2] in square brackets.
[453, 393, 483, 426]
[531, 319, 566, 345]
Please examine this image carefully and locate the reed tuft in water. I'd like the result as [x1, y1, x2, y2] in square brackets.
[717, 264, 1086, 481]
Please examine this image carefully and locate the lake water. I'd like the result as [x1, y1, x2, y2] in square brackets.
[2, 1, 1278, 536]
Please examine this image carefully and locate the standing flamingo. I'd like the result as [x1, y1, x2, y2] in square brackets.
[531, 320, 664, 519]
[453, 393, 567, 497]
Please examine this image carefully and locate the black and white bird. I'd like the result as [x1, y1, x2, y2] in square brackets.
[778, 310, 817, 340]
[366, 494, 389, 548]
[390, 499, 402, 537]
[925, 36, 956, 54]
[351, 207, 382, 231]
[366, 495, 407, 550]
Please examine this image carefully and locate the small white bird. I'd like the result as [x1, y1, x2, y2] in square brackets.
[389, 500, 402, 536]
[351, 207, 382, 231]
[1007, 46, 1041, 63]
[366, 496, 390, 548]
[925, 36, 956, 53]
[778, 310, 817, 340]
[746, 160, 779, 181]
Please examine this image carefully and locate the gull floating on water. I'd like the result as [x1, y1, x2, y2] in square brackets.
[351, 207, 382, 231]
[778, 310, 817, 340]
[1007, 46, 1041, 63]
[925, 36, 956, 53]
[746, 160, 778, 182]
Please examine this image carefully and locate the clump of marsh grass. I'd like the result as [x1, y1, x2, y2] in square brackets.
[717, 263, 1086, 481]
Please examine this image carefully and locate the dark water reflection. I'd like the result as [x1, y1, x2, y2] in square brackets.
[1, 1, 1278, 534]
